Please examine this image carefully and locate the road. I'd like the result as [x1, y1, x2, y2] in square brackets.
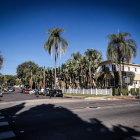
[0, 90, 140, 140]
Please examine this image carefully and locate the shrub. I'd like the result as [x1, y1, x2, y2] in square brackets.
[113, 88, 128, 96]
[130, 88, 139, 95]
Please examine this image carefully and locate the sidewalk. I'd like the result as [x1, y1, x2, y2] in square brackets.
[64, 94, 136, 100]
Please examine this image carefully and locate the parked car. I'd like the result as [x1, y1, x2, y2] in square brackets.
[24, 90, 30, 94]
[38, 89, 44, 95]
[34, 89, 39, 95]
[44, 88, 49, 96]
[9, 87, 15, 92]
[49, 89, 63, 97]
[29, 90, 36, 94]
[20, 87, 25, 93]
[0, 87, 3, 97]
[0, 90, 3, 97]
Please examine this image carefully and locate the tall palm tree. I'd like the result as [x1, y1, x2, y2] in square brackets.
[107, 32, 137, 95]
[44, 27, 68, 89]
[0, 51, 3, 69]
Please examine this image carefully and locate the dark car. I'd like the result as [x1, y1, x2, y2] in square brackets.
[0, 87, 3, 97]
[44, 88, 49, 96]
[20, 87, 25, 93]
[49, 89, 63, 97]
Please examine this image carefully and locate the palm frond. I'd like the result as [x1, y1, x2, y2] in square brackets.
[61, 38, 68, 54]
[47, 29, 52, 34]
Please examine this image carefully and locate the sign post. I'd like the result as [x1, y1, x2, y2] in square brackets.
[124, 77, 130, 96]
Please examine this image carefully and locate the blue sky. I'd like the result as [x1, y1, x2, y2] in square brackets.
[0, 0, 140, 75]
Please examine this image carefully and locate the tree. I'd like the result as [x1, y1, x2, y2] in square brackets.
[17, 61, 39, 87]
[0, 51, 3, 69]
[97, 67, 114, 88]
[44, 27, 68, 89]
[107, 32, 137, 95]
[85, 49, 102, 88]
[6, 75, 16, 86]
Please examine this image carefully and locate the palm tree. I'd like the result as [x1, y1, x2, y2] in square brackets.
[44, 27, 68, 89]
[0, 51, 3, 69]
[107, 32, 137, 95]
[98, 67, 114, 88]
[85, 49, 102, 88]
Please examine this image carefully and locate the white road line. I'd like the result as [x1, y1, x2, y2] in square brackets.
[0, 116, 4, 119]
[0, 131, 16, 139]
[0, 121, 9, 127]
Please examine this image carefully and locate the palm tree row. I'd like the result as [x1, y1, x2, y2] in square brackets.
[43, 28, 137, 91]
[15, 28, 137, 92]
[25, 49, 102, 89]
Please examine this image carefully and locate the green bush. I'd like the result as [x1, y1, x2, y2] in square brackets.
[122, 88, 128, 96]
[130, 88, 139, 95]
[113, 88, 128, 96]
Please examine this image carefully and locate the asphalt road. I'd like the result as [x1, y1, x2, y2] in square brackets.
[0, 88, 50, 102]
[0, 90, 140, 140]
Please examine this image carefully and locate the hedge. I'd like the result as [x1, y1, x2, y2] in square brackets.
[112, 88, 140, 96]
[130, 88, 140, 95]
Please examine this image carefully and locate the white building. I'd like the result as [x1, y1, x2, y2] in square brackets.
[97, 61, 140, 89]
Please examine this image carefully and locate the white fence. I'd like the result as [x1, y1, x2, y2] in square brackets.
[63, 88, 112, 95]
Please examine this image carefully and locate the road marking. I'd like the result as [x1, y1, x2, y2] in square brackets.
[0, 131, 16, 139]
[0, 116, 5, 119]
[0, 121, 9, 126]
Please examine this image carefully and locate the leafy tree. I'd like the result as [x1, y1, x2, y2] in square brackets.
[44, 27, 68, 89]
[0, 75, 4, 85]
[16, 79, 22, 86]
[17, 61, 39, 88]
[107, 32, 137, 95]
[0, 75, 16, 86]
[6, 75, 16, 86]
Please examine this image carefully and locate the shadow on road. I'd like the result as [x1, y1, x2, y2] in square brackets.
[1, 103, 140, 140]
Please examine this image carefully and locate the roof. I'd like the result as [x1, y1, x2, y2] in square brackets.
[99, 60, 140, 67]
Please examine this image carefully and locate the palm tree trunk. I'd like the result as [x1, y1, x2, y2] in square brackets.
[30, 71, 33, 90]
[54, 49, 57, 89]
[43, 66, 45, 89]
[118, 64, 123, 96]
[89, 66, 92, 88]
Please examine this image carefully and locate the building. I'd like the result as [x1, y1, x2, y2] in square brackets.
[97, 61, 140, 90]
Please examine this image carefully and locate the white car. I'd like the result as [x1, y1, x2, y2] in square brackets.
[0, 92, 3, 97]
[29, 90, 36, 94]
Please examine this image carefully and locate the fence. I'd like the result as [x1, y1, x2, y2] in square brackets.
[63, 88, 112, 95]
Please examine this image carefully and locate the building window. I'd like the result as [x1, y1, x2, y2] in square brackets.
[112, 65, 116, 71]
[102, 65, 105, 71]
[121, 66, 124, 71]
[128, 67, 130, 71]
[135, 68, 137, 72]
